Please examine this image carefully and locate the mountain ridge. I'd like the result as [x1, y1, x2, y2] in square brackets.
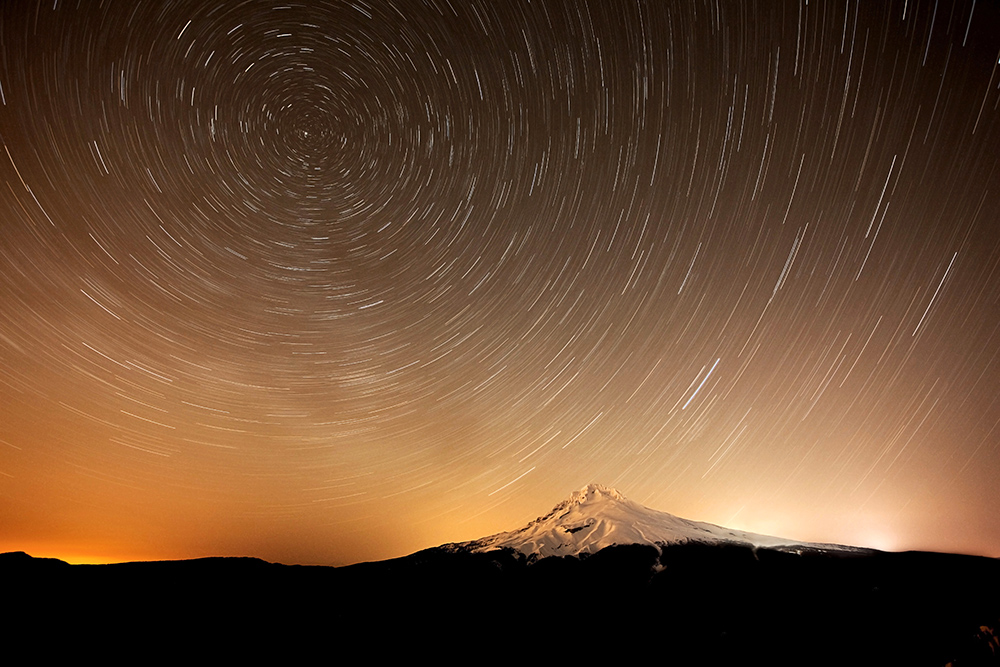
[5, 485, 1000, 664]
[456, 483, 867, 559]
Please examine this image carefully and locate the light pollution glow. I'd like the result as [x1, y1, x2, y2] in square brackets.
[1, 0, 1000, 566]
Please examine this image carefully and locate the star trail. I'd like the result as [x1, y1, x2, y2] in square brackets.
[2, 0, 999, 565]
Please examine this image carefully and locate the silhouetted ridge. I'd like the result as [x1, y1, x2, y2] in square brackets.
[5, 488, 1000, 664]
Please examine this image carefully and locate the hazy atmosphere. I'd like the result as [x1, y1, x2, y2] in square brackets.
[2, 0, 1000, 566]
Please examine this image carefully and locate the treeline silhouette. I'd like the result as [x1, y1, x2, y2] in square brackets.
[4, 544, 999, 664]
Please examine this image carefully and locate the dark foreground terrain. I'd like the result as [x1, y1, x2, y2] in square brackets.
[5, 543, 999, 664]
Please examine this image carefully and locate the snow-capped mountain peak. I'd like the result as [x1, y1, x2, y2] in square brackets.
[465, 484, 843, 559]
[565, 482, 627, 504]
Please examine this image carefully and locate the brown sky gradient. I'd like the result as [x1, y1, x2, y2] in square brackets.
[2, 0, 1000, 566]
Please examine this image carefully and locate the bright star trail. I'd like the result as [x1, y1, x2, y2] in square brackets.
[2, 1, 999, 565]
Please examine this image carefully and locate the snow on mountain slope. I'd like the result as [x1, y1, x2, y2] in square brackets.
[464, 484, 856, 558]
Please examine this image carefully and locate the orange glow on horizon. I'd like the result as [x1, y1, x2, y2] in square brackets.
[1, 0, 999, 568]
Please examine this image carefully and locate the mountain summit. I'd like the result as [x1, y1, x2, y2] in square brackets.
[465, 483, 846, 558]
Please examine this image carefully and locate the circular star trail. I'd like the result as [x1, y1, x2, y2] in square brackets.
[1, 0, 999, 564]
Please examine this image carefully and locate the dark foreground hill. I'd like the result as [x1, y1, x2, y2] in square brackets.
[4, 543, 999, 665]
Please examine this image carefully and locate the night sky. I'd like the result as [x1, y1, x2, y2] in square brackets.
[2, 0, 999, 566]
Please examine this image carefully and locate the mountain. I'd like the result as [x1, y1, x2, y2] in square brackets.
[462, 483, 861, 558]
[5, 486, 1000, 664]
